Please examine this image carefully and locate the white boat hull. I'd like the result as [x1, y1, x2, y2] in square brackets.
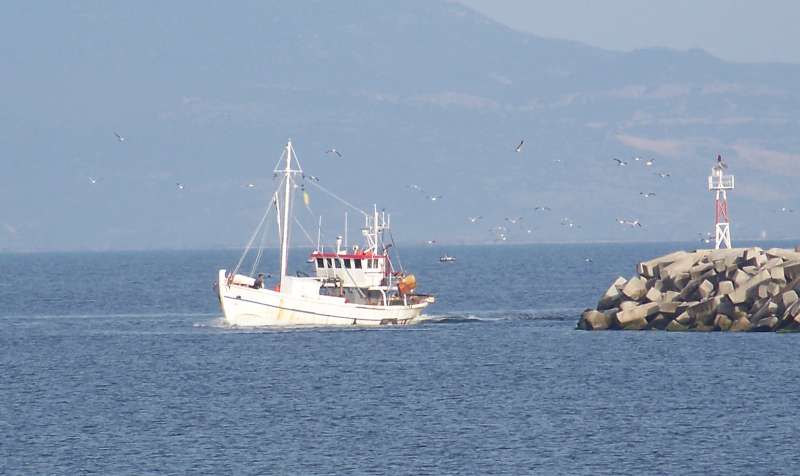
[216, 270, 429, 327]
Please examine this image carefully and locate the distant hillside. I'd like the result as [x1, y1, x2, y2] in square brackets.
[1, 0, 799, 251]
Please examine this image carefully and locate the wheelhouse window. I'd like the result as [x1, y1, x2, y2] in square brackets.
[372, 259, 379, 268]
[316, 258, 324, 268]
[334, 259, 342, 268]
[344, 259, 351, 268]
[326, 258, 333, 268]
[366, 259, 372, 269]
[354, 259, 362, 269]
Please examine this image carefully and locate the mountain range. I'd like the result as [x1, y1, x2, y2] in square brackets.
[2, 0, 799, 251]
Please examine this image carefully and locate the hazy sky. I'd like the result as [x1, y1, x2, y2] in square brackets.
[457, 0, 800, 64]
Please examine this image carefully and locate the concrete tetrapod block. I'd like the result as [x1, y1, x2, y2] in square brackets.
[620, 300, 639, 311]
[713, 260, 727, 274]
[616, 302, 659, 330]
[717, 280, 735, 296]
[657, 301, 681, 316]
[677, 277, 705, 301]
[612, 276, 628, 290]
[744, 247, 764, 263]
[754, 316, 780, 332]
[621, 276, 648, 301]
[742, 266, 759, 276]
[714, 314, 733, 331]
[768, 282, 782, 297]
[729, 270, 771, 305]
[662, 290, 680, 302]
[730, 269, 749, 286]
[750, 301, 778, 322]
[645, 287, 663, 303]
[784, 261, 800, 281]
[648, 313, 672, 330]
[764, 257, 785, 270]
[766, 248, 800, 261]
[687, 297, 722, 325]
[708, 248, 744, 262]
[757, 284, 770, 300]
[637, 251, 689, 278]
[690, 262, 714, 280]
[666, 319, 689, 331]
[579, 309, 612, 330]
[663, 255, 701, 280]
[698, 279, 715, 300]
[675, 311, 693, 326]
[597, 282, 622, 310]
[730, 317, 753, 332]
[769, 266, 786, 283]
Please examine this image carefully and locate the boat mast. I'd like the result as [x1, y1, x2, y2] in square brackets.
[279, 140, 296, 288]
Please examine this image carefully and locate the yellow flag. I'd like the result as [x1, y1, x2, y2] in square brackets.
[303, 191, 310, 207]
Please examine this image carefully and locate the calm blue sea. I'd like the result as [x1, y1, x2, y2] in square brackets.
[2, 242, 800, 475]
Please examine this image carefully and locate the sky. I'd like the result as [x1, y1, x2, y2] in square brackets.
[457, 0, 800, 64]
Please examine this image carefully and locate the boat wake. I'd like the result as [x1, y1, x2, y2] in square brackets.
[198, 307, 582, 330]
[420, 307, 582, 324]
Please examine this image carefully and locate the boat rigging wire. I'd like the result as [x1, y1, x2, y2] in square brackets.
[250, 191, 279, 276]
[306, 180, 369, 218]
[231, 179, 282, 277]
[388, 229, 405, 274]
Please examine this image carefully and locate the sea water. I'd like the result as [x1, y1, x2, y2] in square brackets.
[2, 243, 799, 474]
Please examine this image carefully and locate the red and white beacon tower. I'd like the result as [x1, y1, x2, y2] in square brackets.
[708, 154, 734, 249]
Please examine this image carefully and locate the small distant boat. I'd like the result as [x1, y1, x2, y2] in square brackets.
[439, 254, 456, 263]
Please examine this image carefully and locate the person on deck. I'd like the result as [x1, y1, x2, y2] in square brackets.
[252, 273, 265, 289]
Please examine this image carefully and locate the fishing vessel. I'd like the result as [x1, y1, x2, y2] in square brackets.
[439, 254, 456, 263]
[215, 140, 434, 327]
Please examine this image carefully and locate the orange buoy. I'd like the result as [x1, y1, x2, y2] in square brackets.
[398, 274, 417, 294]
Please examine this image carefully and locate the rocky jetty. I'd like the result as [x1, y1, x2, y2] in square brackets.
[578, 247, 800, 332]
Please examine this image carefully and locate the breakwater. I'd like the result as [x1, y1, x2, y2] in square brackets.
[578, 247, 800, 331]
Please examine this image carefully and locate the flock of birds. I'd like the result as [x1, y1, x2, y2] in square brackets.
[77, 133, 796, 252]
[401, 140, 684, 245]
[87, 132, 343, 193]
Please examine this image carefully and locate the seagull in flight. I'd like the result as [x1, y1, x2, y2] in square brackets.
[114, 132, 125, 142]
[425, 239, 437, 245]
[644, 159, 655, 166]
[613, 158, 628, 166]
[467, 216, 483, 223]
[640, 192, 656, 198]
[176, 182, 185, 190]
[777, 207, 794, 213]
[656, 172, 671, 178]
[534, 206, 552, 212]
[426, 195, 442, 201]
[88, 177, 98, 184]
[406, 184, 424, 192]
[560, 217, 580, 228]
[515, 140, 524, 153]
[584, 257, 593, 263]
[505, 217, 523, 224]
[325, 148, 342, 158]
[617, 218, 642, 227]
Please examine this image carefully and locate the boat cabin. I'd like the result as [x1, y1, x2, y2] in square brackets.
[311, 250, 390, 289]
